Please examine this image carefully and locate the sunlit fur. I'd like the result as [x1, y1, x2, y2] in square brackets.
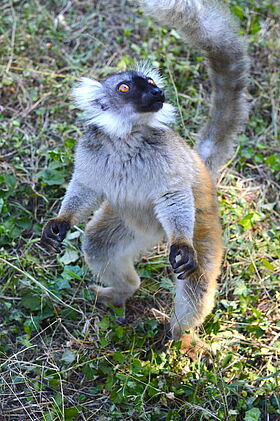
[72, 65, 175, 139]
[42, 0, 249, 355]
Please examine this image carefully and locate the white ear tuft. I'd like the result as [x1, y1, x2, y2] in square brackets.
[135, 61, 165, 88]
[72, 77, 103, 112]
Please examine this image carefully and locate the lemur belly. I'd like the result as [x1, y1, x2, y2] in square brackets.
[112, 203, 164, 237]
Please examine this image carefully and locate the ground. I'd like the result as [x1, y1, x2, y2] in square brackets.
[0, 0, 279, 420]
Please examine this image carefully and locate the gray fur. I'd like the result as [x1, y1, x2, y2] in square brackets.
[54, 0, 248, 339]
[58, 124, 200, 316]
[60, 125, 197, 230]
[140, 0, 250, 175]
[73, 69, 175, 139]
[154, 189, 195, 244]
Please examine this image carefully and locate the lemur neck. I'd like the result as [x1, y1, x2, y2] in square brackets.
[86, 102, 176, 140]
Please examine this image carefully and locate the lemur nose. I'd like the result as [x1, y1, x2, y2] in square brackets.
[151, 87, 165, 101]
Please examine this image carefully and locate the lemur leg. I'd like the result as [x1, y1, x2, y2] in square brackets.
[82, 204, 159, 310]
[170, 219, 223, 351]
[170, 267, 217, 340]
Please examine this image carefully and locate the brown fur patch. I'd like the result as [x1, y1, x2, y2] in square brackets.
[180, 333, 212, 360]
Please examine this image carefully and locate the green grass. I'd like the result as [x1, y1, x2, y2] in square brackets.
[0, 0, 279, 420]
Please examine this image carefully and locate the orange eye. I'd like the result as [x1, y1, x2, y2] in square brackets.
[118, 83, 130, 93]
[147, 78, 156, 85]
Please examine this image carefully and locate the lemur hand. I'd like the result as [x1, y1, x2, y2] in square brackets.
[169, 244, 198, 279]
[41, 218, 70, 253]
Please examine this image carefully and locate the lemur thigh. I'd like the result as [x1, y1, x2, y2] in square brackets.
[82, 204, 158, 307]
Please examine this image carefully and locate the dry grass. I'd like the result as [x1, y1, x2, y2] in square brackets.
[0, 0, 279, 420]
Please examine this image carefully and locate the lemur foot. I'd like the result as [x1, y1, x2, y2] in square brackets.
[90, 284, 127, 321]
[179, 333, 213, 361]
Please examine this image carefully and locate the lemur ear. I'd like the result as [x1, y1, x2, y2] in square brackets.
[135, 61, 165, 88]
[72, 77, 104, 112]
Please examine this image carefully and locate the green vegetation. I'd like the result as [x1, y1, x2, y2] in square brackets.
[0, 0, 279, 419]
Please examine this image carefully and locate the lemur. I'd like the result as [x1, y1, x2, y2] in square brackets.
[41, 0, 249, 349]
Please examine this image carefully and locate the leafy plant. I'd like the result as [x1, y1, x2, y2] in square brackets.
[0, 0, 279, 419]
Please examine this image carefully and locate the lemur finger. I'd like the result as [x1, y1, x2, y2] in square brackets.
[41, 233, 63, 253]
[42, 233, 62, 248]
[173, 264, 189, 274]
[41, 240, 61, 254]
[41, 230, 60, 245]
[44, 231, 62, 242]
[55, 220, 70, 241]
[173, 258, 198, 274]
[177, 265, 198, 279]
[169, 244, 182, 265]
[172, 257, 188, 270]
[174, 264, 198, 277]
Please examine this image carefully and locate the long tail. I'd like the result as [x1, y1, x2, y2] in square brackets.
[139, 0, 250, 176]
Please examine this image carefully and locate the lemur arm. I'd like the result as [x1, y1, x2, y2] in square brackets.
[154, 189, 198, 279]
[41, 175, 103, 252]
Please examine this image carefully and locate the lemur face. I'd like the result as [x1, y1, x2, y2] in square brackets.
[113, 72, 166, 113]
[100, 70, 166, 114]
[72, 66, 175, 137]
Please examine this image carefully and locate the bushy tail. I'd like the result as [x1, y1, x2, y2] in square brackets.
[139, 0, 250, 176]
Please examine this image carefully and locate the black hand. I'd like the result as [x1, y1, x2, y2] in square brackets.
[169, 243, 198, 279]
[41, 218, 70, 253]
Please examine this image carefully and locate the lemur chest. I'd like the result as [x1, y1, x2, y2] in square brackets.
[101, 154, 161, 205]
[82, 141, 171, 205]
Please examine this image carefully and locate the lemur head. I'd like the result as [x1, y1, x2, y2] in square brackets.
[104, 70, 165, 113]
[73, 63, 175, 138]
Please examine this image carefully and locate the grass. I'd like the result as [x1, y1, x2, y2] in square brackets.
[0, 0, 279, 420]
